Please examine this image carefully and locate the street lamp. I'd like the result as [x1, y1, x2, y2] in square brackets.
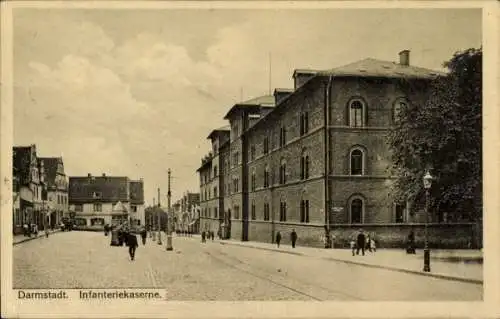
[423, 171, 433, 272]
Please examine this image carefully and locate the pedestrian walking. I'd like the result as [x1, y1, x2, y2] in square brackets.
[201, 231, 206, 243]
[350, 237, 356, 256]
[290, 229, 298, 248]
[366, 234, 372, 253]
[211, 231, 215, 241]
[406, 229, 416, 254]
[126, 231, 139, 261]
[44, 227, 49, 238]
[140, 227, 147, 245]
[276, 231, 282, 248]
[356, 229, 365, 256]
[370, 237, 377, 252]
[23, 223, 29, 237]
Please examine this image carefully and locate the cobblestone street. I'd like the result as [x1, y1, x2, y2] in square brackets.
[13, 231, 482, 301]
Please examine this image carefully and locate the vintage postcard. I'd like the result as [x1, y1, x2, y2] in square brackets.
[1, 0, 499, 318]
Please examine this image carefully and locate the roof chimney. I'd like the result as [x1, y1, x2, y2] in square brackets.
[87, 173, 91, 178]
[102, 173, 106, 177]
[399, 50, 410, 66]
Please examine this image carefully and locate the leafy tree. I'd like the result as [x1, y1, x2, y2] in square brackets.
[388, 48, 482, 221]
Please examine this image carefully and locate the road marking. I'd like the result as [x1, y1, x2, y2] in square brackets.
[147, 261, 158, 288]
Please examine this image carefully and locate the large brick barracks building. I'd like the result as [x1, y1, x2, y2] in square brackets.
[197, 51, 479, 248]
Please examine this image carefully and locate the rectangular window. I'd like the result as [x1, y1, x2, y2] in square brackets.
[304, 112, 309, 134]
[280, 202, 287, 222]
[233, 179, 239, 193]
[250, 145, 256, 161]
[264, 203, 270, 221]
[233, 152, 239, 167]
[75, 204, 83, 212]
[279, 127, 287, 147]
[300, 113, 309, 136]
[251, 204, 256, 220]
[214, 207, 218, 219]
[300, 200, 310, 223]
[251, 174, 256, 191]
[264, 170, 269, 188]
[263, 137, 269, 154]
[395, 204, 405, 223]
[234, 206, 240, 219]
[93, 203, 102, 212]
[131, 205, 138, 213]
[214, 187, 218, 198]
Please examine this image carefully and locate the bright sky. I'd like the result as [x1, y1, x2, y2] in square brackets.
[13, 8, 481, 205]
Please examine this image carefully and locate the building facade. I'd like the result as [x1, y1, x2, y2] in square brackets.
[13, 145, 49, 234]
[38, 157, 69, 228]
[198, 51, 478, 248]
[68, 174, 145, 228]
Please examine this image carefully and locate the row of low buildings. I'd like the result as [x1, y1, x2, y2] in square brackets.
[196, 50, 480, 248]
[13, 144, 145, 234]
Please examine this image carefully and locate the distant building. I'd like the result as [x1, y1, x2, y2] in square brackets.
[197, 51, 477, 248]
[13, 145, 47, 234]
[68, 174, 145, 228]
[38, 157, 69, 228]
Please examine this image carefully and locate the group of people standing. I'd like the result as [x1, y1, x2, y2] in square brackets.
[201, 230, 215, 242]
[275, 229, 298, 248]
[350, 229, 376, 256]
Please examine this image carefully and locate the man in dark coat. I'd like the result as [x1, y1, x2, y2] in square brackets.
[356, 229, 366, 256]
[140, 227, 147, 245]
[126, 231, 139, 261]
[290, 229, 298, 248]
[276, 231, 282, 248]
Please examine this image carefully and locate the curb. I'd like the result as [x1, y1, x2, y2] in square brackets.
[217, 240, 483, 285]
[13, 230, 62, 246]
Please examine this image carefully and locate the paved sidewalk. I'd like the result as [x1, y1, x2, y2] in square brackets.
[181, 235, 483, 284]
[13, 229, 62, 245]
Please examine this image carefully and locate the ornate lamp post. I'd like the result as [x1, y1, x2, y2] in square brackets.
[423, 171, 433, 272]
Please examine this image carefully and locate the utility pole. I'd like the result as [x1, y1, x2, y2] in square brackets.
[166, 169, 173, 251]
[152, 198, 156, 240]
[157, 188, 162, 245]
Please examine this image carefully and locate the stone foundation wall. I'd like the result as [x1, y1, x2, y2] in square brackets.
[329, 223, 481, 249]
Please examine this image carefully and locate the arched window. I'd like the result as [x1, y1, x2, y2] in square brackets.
[280, 199, 287, 222]
[301, 149, 310, 180]
[350, 148, 364, 175]
[393, 98, 408, 124]
[251, 171, 256, 191]
[300, 198, 310, 223]
[264, 166, 270, 188]
[279, 159, 287, 184]
[350, 197, 364, 224]
[349, 99, 365, 127]
[251, 201, 256, 220]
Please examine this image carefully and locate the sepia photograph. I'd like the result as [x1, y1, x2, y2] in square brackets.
[1, 1, 498, 318]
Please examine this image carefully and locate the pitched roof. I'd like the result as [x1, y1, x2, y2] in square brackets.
[318, 58, 446, 79]
[207, 125, 231, 140]
[68, 176, 129, 203]
[293, 69, 319, 77]
[129, 180, 145, 204]
[223, 95, 275, 119]
[13, 146, 34, 184]
[38, 157, 61, 188]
